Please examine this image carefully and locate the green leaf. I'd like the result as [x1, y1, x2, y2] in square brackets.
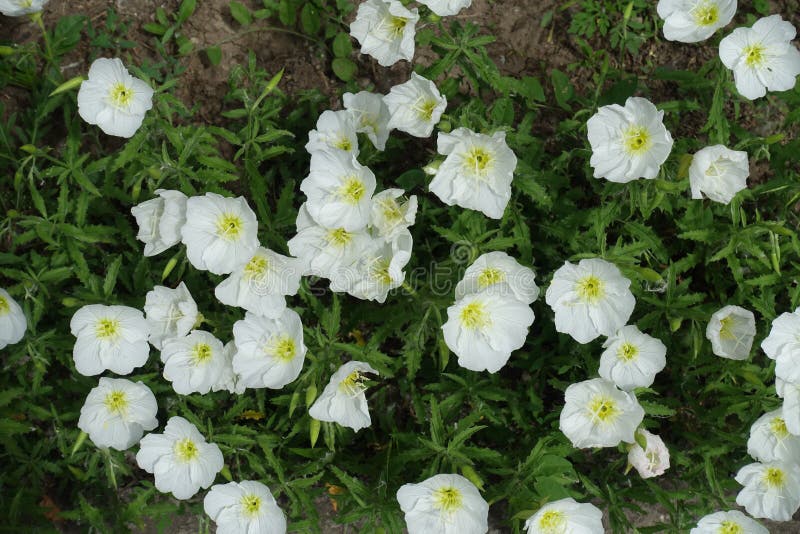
[332, 32, 353, 58]
[300, 3, 320, 35]
[551, 69, 574, 109]
[177, 0, 197, 24]
[331, 58, 357, 81]
[49, 75, 86, 97]
[229, 1, 252, 26]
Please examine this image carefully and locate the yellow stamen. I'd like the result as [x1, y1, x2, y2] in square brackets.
[718, 315, 735, 340]
[742, 44, 766, 67]
[326, 228, 352, 246]
[763, 467, 785, 488]
[459, 301, 490, 329]
[338, 177, 367, 204]
[216, 214, 243, 240]
[463, 147, 493, 177]
[96, 318, 120, 340]
[270, 336, 296, 361]
[192, 342, 213, 364]
[576, 275, 604, 303]
[617, 342, 639, 361]
[432, 486, 462, 513]
[718, 521, 743, 534]
[103, 390, 128, 414]
[0, 296, 9, 315]
[334, 136, 353, 151]
[692, 3, 719, 26]
[771, 417, 790, 439]
[243, 255, 269, 279]
[589, 396, 619, 423]
[623, 126, 652, 154]
[477, 267, 505, 288]
[174, 438, 199, 462]
[339, 370, 366, 396]
[538, 510, 566, 533]
[109, 82, 134, 107]
[387, 16, 407, 38]
[377, 198, 402, 222]
[241, 494, 262, 516]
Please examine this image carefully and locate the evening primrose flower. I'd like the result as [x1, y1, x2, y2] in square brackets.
[161, 331, 227, 395]
[343, 91, 391, 151]
[747, 408, 800, 464]
[762, 308, 800, 384]
[370, 189, 417, 240]
[384, 73, 447, 138]
[587, 97, 674, 183]
[144, 282, 198, 349]
[442, 288, 534, 373]
[77, 378, 158, 451]
[417, 0, 472, 17]
[454, 251, 539, 305]
[305, 109, 359, 157]
[706, 305, 756, 360]
[215, 247, 302, 319]
[232, 310, 306, 390]
[429, 129, 517, 219]
[0, 288, 26, 350]
[777, 378, 800, 435]
[70, 304, 149, 376]
[130, 189, 187, 257]
[136, 416, 224, 500]
[396, 473, 489, 534]
[308, 361, 378, 431]
[735, 461, 800, 521]
[301, 151, 376, 231]
[719, 15, 800, 100]
[627, 429, 670, 479]
[204, 481, 287, 534]
[212, 341, 247, 395]
[545, 258, 636, 344]
[689, 145, 749, 204]
[656, 0, 736, 43]
[559, 378, 645, 448]
[523, 498, 604, 534]
[77, 58, 154, 138]
[350, 0, 419, 67]
[690, 510, 769, 534]
[181, 192, 259, 276]
[599, 325, 667, 391]
[0, 0, 49, 16]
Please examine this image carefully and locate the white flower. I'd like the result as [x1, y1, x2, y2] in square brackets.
[599, 325, 667, 391]
[70, 304, 149, 376]
[417, 0, 472, 17]
[545, 258, 636, 344]
[691, 510, 768, 534]
[287, 204, 372, 281]
[706, 305, 756, 360]
[144, 282, 198, 350]
[777, 378, 800, 435]
[762, 308, 800, 384]
[455, 251, 539, 305]
[308, 361, 378, 431]
[213, 342, 247, 394]
[350, 0, 419, 67]
[0, 0, 48, 17]
[442, 289, 534, 373]
[204, 480, 287, 534]
[559, 377, 645, 448]
[232, 310, 307, 390]
[396, 473, 488, 534]
[523, 497, 604, 534]
[370, 189, 417, 240]
[77, 58, 154, 138]
[735, 461, 800, 521]
[430, 129, 517, 219]
[720, 15, 800, 100]
[181, 192, 259, 276]
[0, 288, 26, 350]
[215, 247, 302, 319]
[301, 151, 376, 231]
[305, 109, 359, 157]
[689, 145, 749, 204]
[587, 97, 674, 183]
[384, 73, 447, 138]
[343, 91, 391, 151]
[161, 331, 227, 395]
[656, 0, 736, 43]
[627, 429, 670, 479]
[77, 378, 158, 451]
[130, 189, 187, 257]
[136, 416, 224, 500]
[330, 231, 412, 303]
[747, 408, 800, 464]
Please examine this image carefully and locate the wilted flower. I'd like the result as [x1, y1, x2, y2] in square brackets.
[559, 378, 645, 448]
[0, 0, 49, 16]
[656, 0, 736, 43]
[305, 109, 359, 157]
[762, 308, 800, 384]
[627, 429, 670, 479]
[719, 14, 800, 100]
[747, 408, 800, 464]
[130, 189, 187, 257]
[587, 97, 673, 183]
[689, 145, 749, 204]
[417, 0, 472, 17]
[204, 480, 287, 534]
[523, 498, 604, 534]
[690, 510, 768, 534]
[78, 378, 158, 450]
[77, 58, 154, 138]
[706, 305, 756, 360]
[70, 304, 150, 376]
[396, 473, 489, 534]
[430, 129, 517, 219]
[136, 416, 224, 500]
[212, 341, 247, 395]
[0, 288, 26, 350]
[370, 189, 417, 240]
[161, 331, 227, 395]
[735, 461, 800, 521]
[384, 73, 447, 138]
[545, 258, 636, 344]
[455, 251, 539, 305]
[308, 361, 378, 431]
[144, 282, 198, 349]
[350, 0, 419, 67]
[343, 91, 391, 151]
[599, 325, 667, 391]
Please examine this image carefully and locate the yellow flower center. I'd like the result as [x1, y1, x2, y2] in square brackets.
[589, 396, 619, 423]
[387, 16, 407, 38]
[432, 486, 462, 513]
[459, 301, 490, 330]
[192, 342, 213, 364]
[241, 494, 262, 516]
[623, 126, 652, 155]
[743, 43, 766, 67]
[339, 177, 367, 204]
[378, 198, 402, 222]
[216, 214, 244, 240]
[109, 82, 134, 108]
[718, 521, 743, 534]
[0, 296, 9, 315]
[339, 370, 367, 396]
[477, 267, 505, 288]
[617, 342, 639, 361]
[763, 467, 785, 488]
[771, 417, 790, 439]
[243, 255, 269, 279]
[334, 136, 353, 151]
[174, 438, 199, 462]
[103, 390, 128, 414]
[692, 2, 719, 26]
[538, 510, 566, 533]
[718, 315, 736, 340]
[464, 147, 493, 177]
[371, 258, 393, 285]
[270, 336, 296, 361]
[95, 318, 121, 340]
[326, 228, 353, 247]
[576, 275, 604, 303]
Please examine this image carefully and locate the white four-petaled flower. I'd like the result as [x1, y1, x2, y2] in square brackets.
[384, 73, 447, 138]
[70, 304, 150, 376]
[161, 330, 227, 395]
[396, 473, 489, 534]
[656, 0, 737, 43]
[735, 461, 800, 521]
[343, 91, 391, 151]
[690, 510, 768, 534]
[417, 0, 473, 17]
[309, 361, 378, 431]
[523, 497, 604, 534]
[204, 480, 287, 534]
[455, 251, 539, 305]
[762, 308, 800, 384]
[627, 429, 671, 479]
[599, 325, 667, 391]
[130, 189, 188, 257]
[350, 0, 419, 67]
[144, 282, 198, 349]
[747, 407, 800, 464]
[705, 304, 756, 360]
[0, 288, 26, 350]
[305, 109, 359, 157]
[370, 189, 418, 240]
[689, 145, 749, 204]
